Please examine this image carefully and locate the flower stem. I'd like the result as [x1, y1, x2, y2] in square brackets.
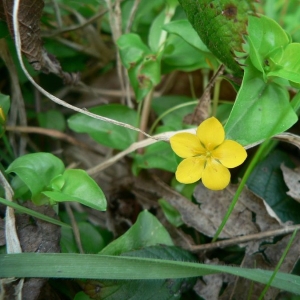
[149, 100, 198, 134]
[212, 77, 222, 117]
[258, 228, 297, 300]
[212, 139, 272, 242]
[138, 89, 154, 147]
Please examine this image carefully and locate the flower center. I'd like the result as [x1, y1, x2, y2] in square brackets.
[205, 151, 212, 158]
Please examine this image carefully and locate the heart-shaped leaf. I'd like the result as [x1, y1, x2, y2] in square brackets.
[6, 153, 65, 204]
[44, 169, 106, 211]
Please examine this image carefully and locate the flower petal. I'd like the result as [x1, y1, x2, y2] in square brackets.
[213, 140, 247, 168]
[170, 133, 205, 158]
[196, 117, 225, 150]
[175, 157, 205, 184]
[202, 160, 230, 190]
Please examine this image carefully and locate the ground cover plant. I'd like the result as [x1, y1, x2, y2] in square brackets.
[1, 0, 300, 299]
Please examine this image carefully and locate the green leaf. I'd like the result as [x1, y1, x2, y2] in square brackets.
[37, 110, 66, 131]
[0, 93, 10, 135]
[0, 93, 10, 116]
[247, 150, 300, 224]
[0, 21, 9, 39]
[1, 253, 300, 295]
[61, 222, 105, 253]
[158, 199, 183, 227]
[98, 246, 196, 300]
[248, 15, 290, 73]
[100, 211, 173, 255]
[163, 19, 209, 52]
[148, 9, 167, 52]
[133, 142, 177, 173]
[178, 0, 257, 73]
[68, 104, 138, 150]
[152, 95, 196, 130]
[267, 43, 300, 83]
[225, 59, 297, 146]
[84, 246, 196, 300]
[74, 291, 92, 300]
[117, 34, 151, 69]
[128, 54, 162, 101]
[291, 90, 300, 112]
[162, 34, 215, 73]
[43, 169, 106, 211]
[0, 197, 71, 228]
[6, 153, 65, 204]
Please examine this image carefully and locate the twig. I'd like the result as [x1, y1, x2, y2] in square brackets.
[190, 64, 224, 124]
[0, 171, 24, 299]
[51, 0, 63, 28]
[189, 225, 300, 252]
[105, 0, 133, 107]
[137, 89, 154, 149]
[86, 127, 257, 175]
[42, 0, 127, 38]
[65, 203, 84, 254]
[5, 126, 104, 155]
[0, 39, 27, 156]
[86, 128, 198, 175]
[12, 0, 154, 141]
[125, 0, 141, 33]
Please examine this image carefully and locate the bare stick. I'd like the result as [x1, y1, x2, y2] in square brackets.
[0, 171, 24, 298]
[189, 225, 300, 252]
[125, 0, 141, 33]
[65, 203, 84, 254]
[6, 126, 104, 154]
[12, 0, 152, 140]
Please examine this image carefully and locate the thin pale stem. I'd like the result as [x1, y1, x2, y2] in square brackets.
[258, 229, 298, 299]
[212, 139, 271, 242]
[138, 89, 154, 147]
[65, 203, 84, 254]
[212, 77, 222, 117]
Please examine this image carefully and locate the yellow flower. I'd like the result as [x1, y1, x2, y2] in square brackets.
[170, 117, 247, 190]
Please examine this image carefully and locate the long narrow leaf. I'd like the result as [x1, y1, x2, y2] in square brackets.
[0, 197, 71, 228]
[0, 253, 299, 295]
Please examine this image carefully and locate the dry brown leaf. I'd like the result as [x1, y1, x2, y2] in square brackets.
[193, 184, 280, 239]
[239, 185, 283, 228]
[184, 65, 224, 125]
[1, 0, 80, 83]
[275, 132, 300, 150]
[225, 231, 300, 299]
[221, 247, 272, 300]
[1, 0, 44, 70]
[194, 259, 235, 300]
[281, 164, 300, 202]
[16, 202, 61, 300]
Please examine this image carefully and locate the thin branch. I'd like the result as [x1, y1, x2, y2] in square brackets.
[125, 0, 141, 33]
[189, 225, 300, 252]
[65, 203, 84, 254]
[42, 0, 127, 38]
[5, 126, 104, 155]
[0, 39, 27, 156]
[0, 170, 24, 299]
[12, 0, 154, 141]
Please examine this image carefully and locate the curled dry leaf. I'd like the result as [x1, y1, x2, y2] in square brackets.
[194, 259, 235, 300]
[281, 164, 300, 202]
[193, 184, 281, 239]
[225, 232, 300, 300]
[274, 132, 300, 150]
[0, 0, 44, 70]
[0, 0, 80, 84]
